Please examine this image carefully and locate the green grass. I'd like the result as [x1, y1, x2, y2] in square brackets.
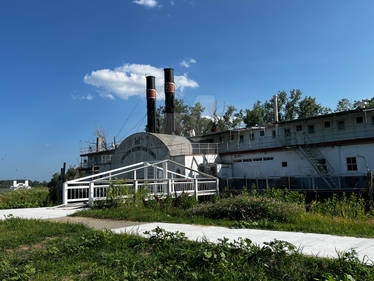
[73, 192, 374, 238]
[1, 218, 373, 280]
[0, 187, 51, 209]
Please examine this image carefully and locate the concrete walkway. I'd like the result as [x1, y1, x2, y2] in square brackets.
[1, 206, 373, 264]
[0, 204, 84, 220]
[112, 222, 374, 264]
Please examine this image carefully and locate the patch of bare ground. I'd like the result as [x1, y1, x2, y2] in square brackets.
[5, 236, 66, 256]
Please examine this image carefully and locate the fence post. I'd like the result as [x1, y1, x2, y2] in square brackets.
[266, 177, 269, 190]
[167, 179, 172, 195]
[63, 182, 68, 205]
[88, 182, 94, 206]
[134, 180, 138, 193]
[194, 178, 198, 200]
[163, 161, 168, 179]
[368, 170, 373, 206]
[216, 178, 220, 195]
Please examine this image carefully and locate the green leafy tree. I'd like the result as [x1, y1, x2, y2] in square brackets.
[335, 98, 353, 112]
[48, 166, 83, 203]
[353, 97, 374, 109]
[214, 105, 242, 131]
[242, 101, 263, 127]
[297, 96, 331, 118]
[155, 99, 212, 136]
[284, 89, 302, 120]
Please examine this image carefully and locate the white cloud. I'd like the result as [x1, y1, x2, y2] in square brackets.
[180, 58, 197, 68]
[84, 63, 199, 100]
[72, 93, 94, 101]
[133, 0, 158, 8]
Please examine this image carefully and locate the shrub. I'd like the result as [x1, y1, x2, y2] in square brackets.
[94, 180, 150, 209]
[261, 188, 306, 205]
[0, 187, 51, 209]
[188, 193, 305, 223]
[310, 193, 366, 219]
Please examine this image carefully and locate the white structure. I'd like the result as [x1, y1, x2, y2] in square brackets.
[64, 159, 219, 205]
[79, 108, 374, 192]
[10, 180, 31, 191]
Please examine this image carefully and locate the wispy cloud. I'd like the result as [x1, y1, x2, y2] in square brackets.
[180, 58, 197, 68]
[133, 0, 158, 8]
[84, 63, 198, 100]
[72, 93, 94, 101]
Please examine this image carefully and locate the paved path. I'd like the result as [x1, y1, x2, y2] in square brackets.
[112, 222, 374, 264]
[0, 205, 83, 220]
[1, 206, 373, 264]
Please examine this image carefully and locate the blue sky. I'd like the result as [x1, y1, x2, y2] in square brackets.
[1, 0, 373, 181]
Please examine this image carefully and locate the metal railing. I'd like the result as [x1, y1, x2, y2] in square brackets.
[63, 159, 219, 205]
[217, 123, 374, 153]
[191, 143, 218, 154]
[220, 173, 370, 192]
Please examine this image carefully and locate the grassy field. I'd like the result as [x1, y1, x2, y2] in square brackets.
[73, 189, 374, 238]
[1, 218, 373, 280]
[0, 187, 51, 209]
[0, 188, 10, 194]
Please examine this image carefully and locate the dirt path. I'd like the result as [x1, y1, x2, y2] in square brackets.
[48, 216, 144, 230]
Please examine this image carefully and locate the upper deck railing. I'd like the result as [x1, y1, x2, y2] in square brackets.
[191, 143, 218, 154]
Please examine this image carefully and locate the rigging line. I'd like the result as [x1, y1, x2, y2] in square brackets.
[119, 113, 147, 142]
[115, 98, 142, 140]
[133, 113, 147, 133]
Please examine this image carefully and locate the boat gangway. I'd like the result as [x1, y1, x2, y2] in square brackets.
[63, 159, 219, 205]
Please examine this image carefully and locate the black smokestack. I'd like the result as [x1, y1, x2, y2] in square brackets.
[164, 68, 175, 135]
[146, 76, 156, 133]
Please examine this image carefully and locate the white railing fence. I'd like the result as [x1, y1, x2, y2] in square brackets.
[63, 159, 219, 205]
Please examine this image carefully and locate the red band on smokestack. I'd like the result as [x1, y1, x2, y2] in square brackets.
[147, 89, 157, 99]
[165, 82, 175, 93]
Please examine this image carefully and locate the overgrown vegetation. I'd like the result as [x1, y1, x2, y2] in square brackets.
[1, 218, 373, 280]
[75, 187, 374, 238]
[0, 187, 51, 209]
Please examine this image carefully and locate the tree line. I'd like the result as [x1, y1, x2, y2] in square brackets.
[155, 90, 374, 136]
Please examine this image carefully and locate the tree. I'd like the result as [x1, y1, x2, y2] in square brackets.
[155, 99, 212, 136]
[48, 166, 83, 203]
[335, 98, 353, 112]
[242, 101, 263, 127]
[284, 89, 302, 120]
[297, 96, 331, 118]
[353, 97, 374, 109]
[213, 105, 242, 131]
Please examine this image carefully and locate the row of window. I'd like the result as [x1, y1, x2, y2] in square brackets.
[234, 156, 274, 163]
[287, 116, 373, 136]
[234, 157, 358, 171]
[221, 115, 373, 142]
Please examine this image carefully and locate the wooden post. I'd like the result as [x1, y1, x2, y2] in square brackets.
[58, 162, 66, 203]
